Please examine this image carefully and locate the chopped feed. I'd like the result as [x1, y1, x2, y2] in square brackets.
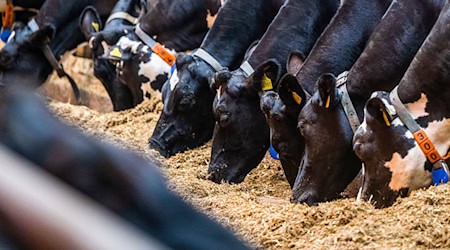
[47, 57, 450, 249]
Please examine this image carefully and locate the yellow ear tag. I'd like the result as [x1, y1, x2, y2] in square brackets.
[110, 47, 123, 58]
[91, 22, 100, 32]
[382, 110, 391, 126]
[261, 74, 273, 91]
[325, 95, 331, 109]
[292, 92, 302, 105]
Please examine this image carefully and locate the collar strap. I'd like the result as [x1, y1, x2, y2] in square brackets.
[240, 61, 254, 77]
[27, 19, 81, 104]
[106, 12, 139, 25]
[192, 48, 223, 72]
[135, 24, 175, 66]
[390, 87, 447, 167]
[336, 71, 360, 133]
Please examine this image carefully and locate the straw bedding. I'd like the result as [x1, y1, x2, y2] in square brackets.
[46, 56, 450, 249]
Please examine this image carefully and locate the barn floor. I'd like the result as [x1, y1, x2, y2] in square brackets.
[44, 56, 450, 249]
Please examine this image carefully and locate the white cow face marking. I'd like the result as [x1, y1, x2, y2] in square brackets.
[170, 68, 180, 91]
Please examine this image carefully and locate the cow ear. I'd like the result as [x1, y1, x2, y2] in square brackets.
[251, 59, 282, 94]
[79, 6, 102, 40]
[214, 68, 232, 90]
[277, 73, 307, 107]
[366, 95, 393, 127]
[317, 73, 339, 109]
[286, 51, 305, 75]
[176, 53, 193, 69]
[28, 24, 56, 46]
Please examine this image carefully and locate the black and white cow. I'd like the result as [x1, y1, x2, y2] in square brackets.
[80, 0, 142, 111]
[0, 0, 117, 92]
[0, 85, 249, 250]
[353, 0, 450, 208]
[292, 0, 443, 205]
[103, 0, 223, 107]
[207, 0, 339, 185]
[149, 0, 286, 158]
[256, 0, 392, 195]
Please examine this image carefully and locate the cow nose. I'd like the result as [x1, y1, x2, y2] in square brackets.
[149, 138, 171, 158]
[291, 190, 319, 206]
[206, 171, 221, 183]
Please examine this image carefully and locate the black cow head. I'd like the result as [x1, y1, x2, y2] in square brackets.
[259, 53, 306, 188]
[353, 91, 432, 208]
[0, 22, 56, 85]
[293, 73, 361, 205]
[105, 31, 173, 104]
[79, 7, 134, 111]
[207, 60, 282, 184]
[149, 53, 216, 157]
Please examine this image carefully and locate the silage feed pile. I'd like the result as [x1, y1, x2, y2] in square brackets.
[46, 56, 450, 249]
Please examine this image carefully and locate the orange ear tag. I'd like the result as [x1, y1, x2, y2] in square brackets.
[325, 95, 331, 109]
[382, 110, 391, 126]
[261, 73, 273, 91]
[292, 92, 302, 105]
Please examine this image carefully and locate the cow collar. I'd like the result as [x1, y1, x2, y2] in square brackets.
[106, 12, 139, 25]
[192, 48, 223, 72]
[335, 71, 360, 133]
[27, 19, 81, 104]
[135, 24, 175, 66]
[240, 61, 254, 77]
[389, 86, 449, 185]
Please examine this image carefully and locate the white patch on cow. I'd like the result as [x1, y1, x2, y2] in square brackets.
[385, 117, 450, 192]
[385, 150, 431, 192]
[138, 52, 171, 84]
[169, 69, 179, 91]
[116, 36, 142, 54]
[405, 93, 429, 119]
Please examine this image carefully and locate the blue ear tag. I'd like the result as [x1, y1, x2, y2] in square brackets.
[269, 144, 280, 160]
[170, 64, 176, 77]
[0, 29, 12, 43]
[432, 166, 449, 186]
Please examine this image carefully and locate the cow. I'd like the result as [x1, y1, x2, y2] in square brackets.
[0, 84, 250, 250]
[101, 0, 223, 107]
[79, 0, 142, 111]
[353, 0, 450, 208]
[149, 0, 286, 158]
[292, 0, 444, 205]
[0, 0, 117, 100]
[207, 0, 339, 185]
[256, 0, 392, 194]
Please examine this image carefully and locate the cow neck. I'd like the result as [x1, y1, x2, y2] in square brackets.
[105, 0, 141, 26]
[28, 19, 81, 103]
[246, 0, 338, 79]
[34, 0, 91, 29]
[345, 0, 444, 121]
[200, 0, 283, 68]
[389, 87, 449, 185]
[294, 0, 392, 97]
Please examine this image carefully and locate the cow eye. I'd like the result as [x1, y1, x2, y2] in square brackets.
[298, 119, 307, 135]
[178, 97, 194, 112]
